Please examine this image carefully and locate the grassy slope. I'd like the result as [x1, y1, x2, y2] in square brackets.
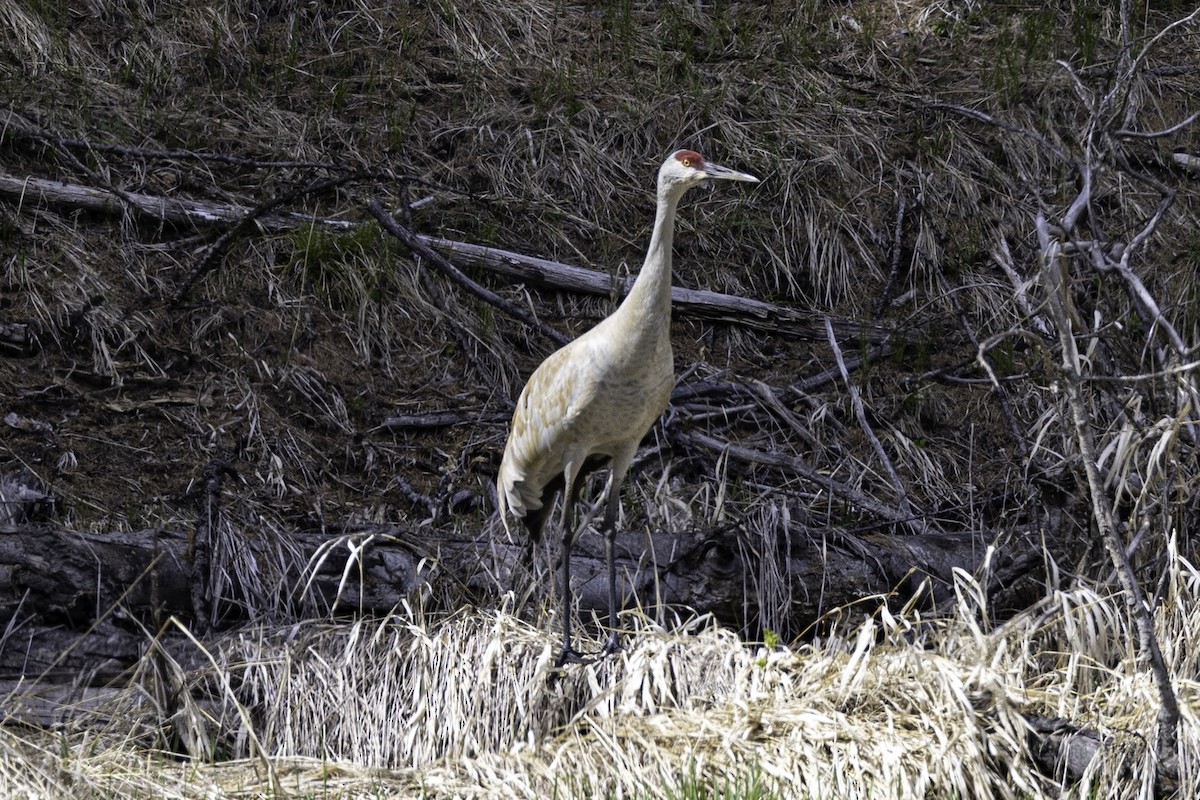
[2, 0, 1200, 797]
[1, 2, 1195, 536]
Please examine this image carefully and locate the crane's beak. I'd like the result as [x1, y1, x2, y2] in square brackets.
[702, 162, 760, 183]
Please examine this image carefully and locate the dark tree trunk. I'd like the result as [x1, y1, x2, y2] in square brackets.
[1, 520, 1045, 681]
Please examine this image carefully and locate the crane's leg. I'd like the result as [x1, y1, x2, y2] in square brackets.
[600, 491, 622, 655]
[599, 457, 634, 656]
[555, 473, 586, 666]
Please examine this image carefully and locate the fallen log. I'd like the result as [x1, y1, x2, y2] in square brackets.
[1026, 715, 1105, 785]
[0, 518, 1043, 684]
[0, 171, 894, 343]
[418, 234, 893, 343]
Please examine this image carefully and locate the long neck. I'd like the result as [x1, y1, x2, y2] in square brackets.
[619, 186, 682, 325]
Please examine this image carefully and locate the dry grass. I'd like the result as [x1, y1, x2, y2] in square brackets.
[3, 0, 1200, 797]
[3, 548, 1200, 798]
[3, 0, 1196, 549]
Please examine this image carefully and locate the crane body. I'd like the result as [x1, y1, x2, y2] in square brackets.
[497, 150, 758, 664]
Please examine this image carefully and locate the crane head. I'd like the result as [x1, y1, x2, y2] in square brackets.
[660, 149, 759, 192]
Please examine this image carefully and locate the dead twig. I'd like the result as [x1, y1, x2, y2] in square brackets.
[932, 265, 1029, 456]
[927, 102, 1071, 164]
[170, 169, 389, 307]
[377, 410, 511, 431]
[874, 180, 910, 316]
[678, 428, 931, 536]
[1, 109, 358, 172]
[824, 318, 914, 521]
[367, 199, 570, 347]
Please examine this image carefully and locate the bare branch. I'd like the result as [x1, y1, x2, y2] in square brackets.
[0, 170, 893, 344]
[1087, 359, 1200, 383]
[927, 102, 1070, 163]
[1115, 109, 1200, 139]
[1061, 159, 1092, 234]
[677, 429, 931, 536]
[377, 410, 511, 431]
[366, 200, 571, 348]
[0, 171, 357, 230]
[824, 318, 914, 520]
[1118, 0, 1134, 70]
[1, 109, 361, 172]
[170, 169, 379, 307]
[1036, 213, 1181, 773]
[418, 235, 893, 343]
[1118, 190, 1176, 273]
[875, 186, 908, 315]
[1128, 7, 1200, 80]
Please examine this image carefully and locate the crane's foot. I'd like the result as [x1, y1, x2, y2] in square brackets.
[600, 632, 623, 657]
[554, 645, 590, 668]
[552, 634, 622, 668]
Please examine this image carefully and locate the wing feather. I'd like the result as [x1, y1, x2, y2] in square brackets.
[497, 339, 598, 519]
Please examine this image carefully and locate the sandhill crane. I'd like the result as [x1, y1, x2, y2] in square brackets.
[497, 149, 759, 665]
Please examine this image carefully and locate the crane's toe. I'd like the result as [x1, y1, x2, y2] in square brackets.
[554, 645, 590, 668]
[601, 631, 623, 657]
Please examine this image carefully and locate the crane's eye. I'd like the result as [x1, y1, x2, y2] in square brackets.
[681, 157, 692, 167]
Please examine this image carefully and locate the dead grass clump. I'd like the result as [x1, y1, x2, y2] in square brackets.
[140, 607, 1039, 796]
[4, 546, 1200, 797]
[0, 0, 63, 76]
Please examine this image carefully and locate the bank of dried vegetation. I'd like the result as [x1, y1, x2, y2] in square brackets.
[2, 0, 1199, 797]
